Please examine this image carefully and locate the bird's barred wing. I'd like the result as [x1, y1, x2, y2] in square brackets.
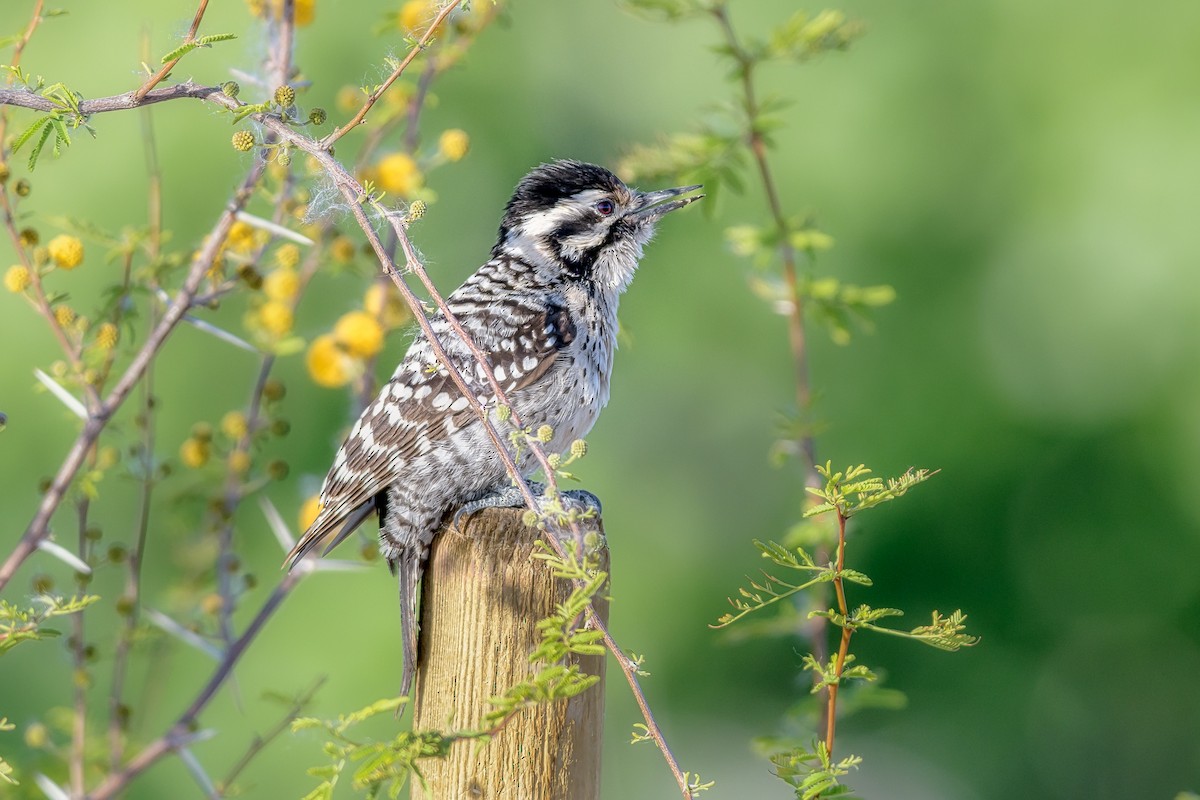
[284, 293, 575, 566]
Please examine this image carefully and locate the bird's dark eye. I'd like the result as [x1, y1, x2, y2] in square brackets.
[595, 199, 615, 216]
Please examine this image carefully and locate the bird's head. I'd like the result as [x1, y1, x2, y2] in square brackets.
[494, 160, 702, 294]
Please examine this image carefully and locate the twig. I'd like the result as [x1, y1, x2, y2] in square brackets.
[70, 498, 91, 797]
[134, 0, 211, 102]
[320, 0, 461, 149]
[217, 678, 325, 795]
[108, 337, 157, 769]
[824, 511, 852, 758]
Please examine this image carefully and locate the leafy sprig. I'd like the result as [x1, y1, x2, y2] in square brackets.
[0, 594, 100, 655]
[3, 71, 96, 170]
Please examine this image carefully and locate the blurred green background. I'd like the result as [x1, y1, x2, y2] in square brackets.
[2, 1, 1199, 798]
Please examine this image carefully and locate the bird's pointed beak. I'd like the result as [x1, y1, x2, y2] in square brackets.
[630, 183, 704, 222]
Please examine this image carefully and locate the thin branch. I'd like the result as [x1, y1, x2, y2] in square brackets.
[320, 0, 461, 149]
[0, 83, 221, 115]
[824, 512, 852, 759]
[217, 678, 325, 795]
[133, 0, 211, 102]
[70, 498, 91, 797]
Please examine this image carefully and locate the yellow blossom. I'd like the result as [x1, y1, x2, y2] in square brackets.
[438, 129, 470, 162]
[248, 0, 314, 26]
[298, 494, 323, 532]
[336, 85, 361, 113]
[330, 236, 356, 264]
[398, 0, 433, 34]
[364, 282, 411, 329]
[95, 322, 118, 350]
[306, 333, 357, 388]
[200, 593, 224, 615]
[54, 304, 76, 326]
[375, 153, 423, 197]
[24, 722, 48, 749]
[4, 265, 30, 292]
[47, 235, 84, 269]
[263, 268, 300, 301]
[224, 220, 259, 253]
[221, 411, 249, 439]
[334, 310, 384, 358]
[228, 450, 252, 474]
[258, 301, 294, 336]
[180, 438, 210, 468]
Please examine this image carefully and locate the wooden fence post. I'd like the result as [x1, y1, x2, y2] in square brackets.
[411, 506, 607, 800]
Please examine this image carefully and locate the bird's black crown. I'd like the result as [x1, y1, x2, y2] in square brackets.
[499, 160, 625, 231]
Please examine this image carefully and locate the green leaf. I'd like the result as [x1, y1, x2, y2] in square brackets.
[11, 114, 52, 154]
[160, 42, 199, 63]
[197, 33, 237, 45]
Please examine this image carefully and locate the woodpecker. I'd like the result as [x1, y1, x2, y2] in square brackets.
[285, 160, 701, 696]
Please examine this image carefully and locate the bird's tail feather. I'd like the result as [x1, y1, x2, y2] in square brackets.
[396, 549, 424, 699]
[283, 499, 374, 570]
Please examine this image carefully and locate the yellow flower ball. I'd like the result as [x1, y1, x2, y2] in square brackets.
[54, 304, 76, 326]
[364, 282, 411, 329]
[336, 85, 361, 113]
[200, 593, 224, 615]
[258, 301, 294, 336]
[228, 450, 252, 474]
[330, 236, 356, 264]
[398, 0, 433, 34]
[263, 268, 300, 301]
[95, 322, 118, 350]
[248, 0, 314, 26]
[221, 410, 249, 439]
[24, 722, 48, 749]
[375, 153, 423, 197]
[47, 235, 84, 270]
[224, 220, 259, 253]
[307, 333, 356, 388]
[180, 438, 210, 468]
[4, 264, 31, 293]
[298, 494, 323, 532]
[438, 129, 470, 162]
[334, 310, 384, 358]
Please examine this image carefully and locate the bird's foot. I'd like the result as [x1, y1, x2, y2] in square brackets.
[453, 482, 602, 529]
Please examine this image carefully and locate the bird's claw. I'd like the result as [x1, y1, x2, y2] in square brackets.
[452, 482, 602, 528]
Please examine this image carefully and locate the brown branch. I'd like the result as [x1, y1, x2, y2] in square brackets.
[0, 83, 221, 115]
[70, 498, 92, 797]
[824, 511, 852, 759]
[108, 347, 157, 769]
[133, 0, 211, 102]
[320, 0, 461, 149]
[10, 0, 44, 73]
[217, 677, 325, 795]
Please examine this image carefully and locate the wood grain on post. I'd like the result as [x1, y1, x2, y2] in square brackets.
[412, 507, 607, 800]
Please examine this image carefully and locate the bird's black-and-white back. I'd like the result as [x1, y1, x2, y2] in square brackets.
[285, 160, 701, 695]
